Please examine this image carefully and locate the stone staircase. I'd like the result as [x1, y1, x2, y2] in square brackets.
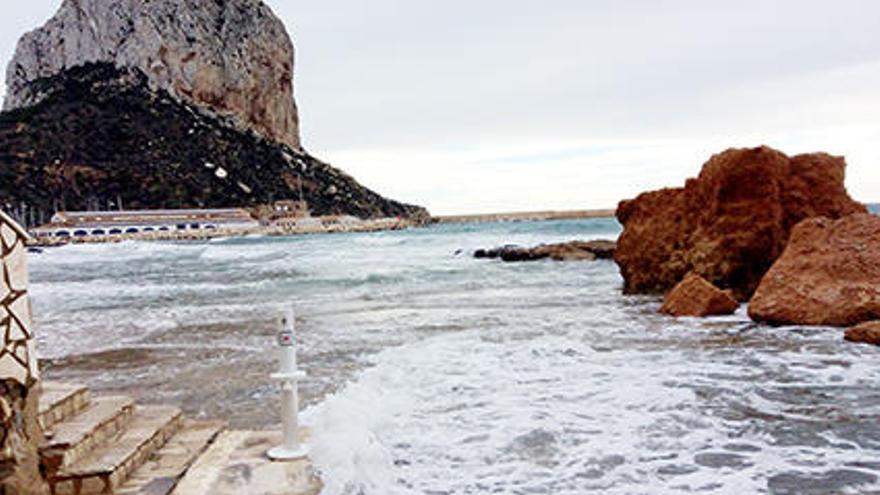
[38, 382, 226, 495]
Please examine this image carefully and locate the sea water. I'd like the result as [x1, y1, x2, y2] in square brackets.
[28, 219, 880, 494]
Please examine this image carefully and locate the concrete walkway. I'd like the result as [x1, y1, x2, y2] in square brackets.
[171, 430, 322, 495]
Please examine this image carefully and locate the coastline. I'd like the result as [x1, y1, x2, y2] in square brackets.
[27, 217, 419, 247]
[29, 210, 880, 494]
[432, 208, 615, 224]
[27, 209, 617, 247]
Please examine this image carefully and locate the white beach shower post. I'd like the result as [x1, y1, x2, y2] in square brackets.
[267, 307, 309, 461]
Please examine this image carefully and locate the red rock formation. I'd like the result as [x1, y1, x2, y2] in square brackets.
[748, 214, 880, 327]
[660, 273, 739, 317]
[845, 321, 880, 346]
[615, 146, 866, 300]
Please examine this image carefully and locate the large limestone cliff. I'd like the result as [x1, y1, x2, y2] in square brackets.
[0, 63, 427, 220]
[1, 1, 428, 220]
[5, 0, 301, 149]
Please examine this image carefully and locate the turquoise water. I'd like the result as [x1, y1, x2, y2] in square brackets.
[28, 219, 880, 494]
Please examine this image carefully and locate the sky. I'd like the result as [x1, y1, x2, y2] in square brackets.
[2, 1, 879, 214]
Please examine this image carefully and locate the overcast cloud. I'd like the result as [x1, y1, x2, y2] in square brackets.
[2, 1, 879, 214]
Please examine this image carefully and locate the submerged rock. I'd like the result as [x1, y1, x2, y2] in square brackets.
[615, 146, 866, 300]
[573, 240, 617, 259]
[845, 321, 880, 346]
[660, 273, 739, 317]
[749, 214, 880, 327]
[475, 240, 616, 263]
[5, 0, 301, 149]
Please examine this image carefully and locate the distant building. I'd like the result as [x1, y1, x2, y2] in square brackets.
[272, 200, 309, 216]
[266, 200, 310, 228]
[30, 208, 259, 238]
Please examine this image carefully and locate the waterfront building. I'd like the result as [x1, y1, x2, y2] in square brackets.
[265, 200, 311, 228]
[30, 208, 259, 238]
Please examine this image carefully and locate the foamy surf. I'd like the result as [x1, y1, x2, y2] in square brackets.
[28, 219, 880, 493]
[304, 322, 880, 494]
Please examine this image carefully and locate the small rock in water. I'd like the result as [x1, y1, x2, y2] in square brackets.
[844, 321, 880, 346]
[660, 273, 739, 317]
[473, 240, 615, 263]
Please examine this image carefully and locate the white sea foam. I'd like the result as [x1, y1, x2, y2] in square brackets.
[304, 322, 880, 494]
[302, 355, 416, 495]
[27, 220, 880, 494]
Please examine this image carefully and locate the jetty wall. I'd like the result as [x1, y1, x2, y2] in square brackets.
[432, 209, 615, 225]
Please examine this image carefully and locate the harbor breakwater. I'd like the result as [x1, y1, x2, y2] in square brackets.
[433, 209, 614, 224]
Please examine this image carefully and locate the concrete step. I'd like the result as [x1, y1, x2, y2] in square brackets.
[39, 382, 90, 432]
[116, 420, 227, 495]
[41, 396, 135, 474]
[50, 405, 184, 495]
[171, 430, 322, 495]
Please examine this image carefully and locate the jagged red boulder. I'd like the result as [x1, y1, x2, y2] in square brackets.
[748, 214, 880, 327]
[660, 273, 739, 317]
[615, 146, 866, 300]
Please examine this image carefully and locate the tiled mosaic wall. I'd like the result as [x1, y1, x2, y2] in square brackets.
[0, 212, 38, 386]
[0, 212, 47, 495]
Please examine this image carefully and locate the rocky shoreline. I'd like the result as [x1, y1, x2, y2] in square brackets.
[614, 145, 879, 343]
[474, 240, 616, 262]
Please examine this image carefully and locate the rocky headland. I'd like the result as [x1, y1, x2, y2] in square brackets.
[615, 146, 865, 301]
[0, 0, 427, 222]
[6, 0, 301, 150]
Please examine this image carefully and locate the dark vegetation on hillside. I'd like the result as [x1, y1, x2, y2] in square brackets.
[0, 63, 427, 224]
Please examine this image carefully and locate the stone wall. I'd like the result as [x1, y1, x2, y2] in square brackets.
[0, 214, 38, 384]
[0, 212, 47, 495]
